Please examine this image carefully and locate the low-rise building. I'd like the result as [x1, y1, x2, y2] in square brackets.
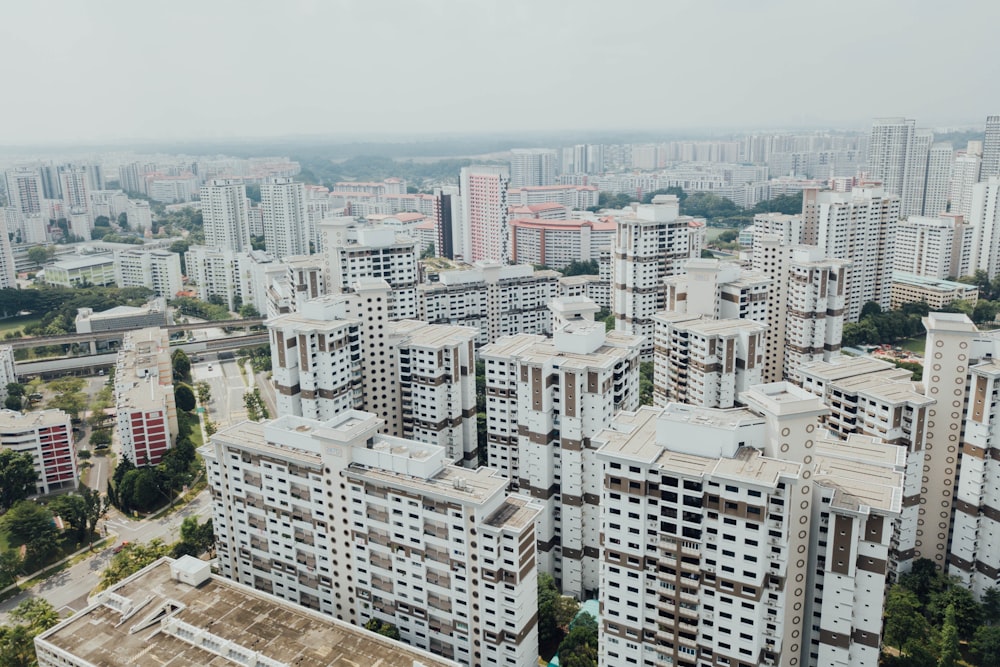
[891, 272, 979, 310]
[34, 555, 458, 667]
[43, 253, 117, 287]
[114, 328, 177, 466]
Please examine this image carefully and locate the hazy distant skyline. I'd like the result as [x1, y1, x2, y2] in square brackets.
[3, 0, 999, 146]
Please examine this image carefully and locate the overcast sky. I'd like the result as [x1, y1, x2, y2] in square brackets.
[2, 0, 999, 146]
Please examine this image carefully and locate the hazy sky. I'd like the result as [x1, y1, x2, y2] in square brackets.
[3, 0, 999, 145]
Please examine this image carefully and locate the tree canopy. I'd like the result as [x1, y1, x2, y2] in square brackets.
[0, 450, 37, 511]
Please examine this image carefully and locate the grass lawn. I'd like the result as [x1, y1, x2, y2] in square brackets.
[0, 314, 42, 337]
[178, 411, 203, 447]
[899, 336, 926, 355]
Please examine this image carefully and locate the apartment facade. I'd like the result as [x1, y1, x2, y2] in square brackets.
[115, 248, 183, 298]
[801, 186, 898, 322]
[892, 214, 974, 280]
[459, 166, 510, 263]
[0, 409, 77, 495]
[204, 410, 542, 667]
[480, 316, 642, 597]
[613, 195, 705, 360]
[202, 178, 251, 252]
[261, 176, 309, 258]
[595, 384, 904, 667]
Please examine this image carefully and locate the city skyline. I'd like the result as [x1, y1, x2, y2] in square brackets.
[2, 0, 999, 146]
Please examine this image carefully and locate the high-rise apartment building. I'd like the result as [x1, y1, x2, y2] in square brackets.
[0, 212, 16, 289]
[114, 328, 177, 467]
[459, 166, 509, 263]
[509, 148, 557, 188]
[613, 195, 705, 360]
[4, 168, 43, 216]
[595, 384, 905, 667]
[752, 212, 803, 247]
[982, 115, 1000, 180]
[260, 177, 308, 258]
[202, 179, 251, 252]
[204, 410, 542, 667]
[652, 313, 766, 408]
[970, 176, 1000, 276]
[923, 142, 953, 217]
[798, 356, 934, 574]
[893, 213, 974, 279]
[949, 141, 983, 221]
[867, 118, 931, 217]
[751, 236, 849, 383]
[418, 263, 559, 346]
[268, 285, 479, 465]
[117, 161, 144, 194]
[115, 248, 183, 298]
[801, 186, 897, 322]
[320, 220, 418, 320]
[480, 305, 642, 597]
[59, 167, 90, 211]
[0, 409, 77, 495]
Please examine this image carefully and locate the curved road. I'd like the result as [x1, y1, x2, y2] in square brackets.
[0, 489, 212, 624]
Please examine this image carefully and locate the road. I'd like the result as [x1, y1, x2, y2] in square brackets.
[79, 375, 113, 493]
[0, 489, 212, 624]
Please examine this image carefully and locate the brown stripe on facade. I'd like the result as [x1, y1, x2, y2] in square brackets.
[820, 629, 851, 649]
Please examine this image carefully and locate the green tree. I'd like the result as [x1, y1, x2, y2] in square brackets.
[196, 381, 211, 404]
[560, 259, 599, 276]
[972, 625, 1000, 667]
[6, 382, 25, 398]
[928, 579, 982, 640]
[982, 586, 1000, 624]
[99, 539, 171, 590]
[639, 361, 654, 406]
[179, 516, 214, 553]
[171, 349, 191, 381]
[26, 246, 50, 267]
[49, 493, 88, 543]
[556, 611, 598, 667]
[118, 211, 128, 228]
[81, 487, 110, 544]
[174, 383, 196, 412]
[0, 549, 23, 586]
[238, 303, 260, 318]
[129, 467, 165, 511]
[884, 586, 930, 652]
[4, 394, 22, 410]
[420, 243, 435, 259]
[538, 572, 562, 648]
[90, 429, 112, 447]
[0, 598, 60, 667]
[0, 450, 36, 511]
[937, 603, 960, 667]
[860, 301, 883, 318]
[11, 597, 60, 631]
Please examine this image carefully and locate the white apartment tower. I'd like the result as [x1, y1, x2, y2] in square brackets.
[922, 142, 953, 218]
[202, 179, 252, 252]
[320, 220, 418, 320]
[949, 141, 983, 220]
[480, 303, 642, 598]
[114, 328, 177, 467]
[0, 212, 16, 289]
[59, 167, 90, 211]
[261, 177, 309, 258]
[459, 166, 510, 263]
[204, 410, 542, 667]
[115, 248, 183, 298]
[801, 186, 897, 322]
[652, 313, 766, 408]
[893, 213, 975, 280]
[418, 263, 560, 346]
[268, 283, 479, 466]
[982, 115, 1000, 180]
[4, 168, 43, 216]
[509, 148, 557, 188]
[596, 384, 905, 667]
[798, 356, 934, 574]
[613, 195, 704, 360]
[752, 236, 850, 383]
[866, 118, 932, 218]
[970, 176, 1000, 277]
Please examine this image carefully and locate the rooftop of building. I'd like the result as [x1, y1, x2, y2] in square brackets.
[480, 328, 640, 369]
[390, 319, 479, 348]
[813, 435, 905, 515]
[346, 457, 510, 506]
[0, 408, 70, 431]
[483, 494, 541, 532]
[557, 274, 604, 285]
[653, 312, 767, 336]
[923, 312, 978, 333]
[893, 272, 980, 290]
[510, 217, 616, 231]
[36, 557, 457, 667]
[47, 254, 116, 270]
